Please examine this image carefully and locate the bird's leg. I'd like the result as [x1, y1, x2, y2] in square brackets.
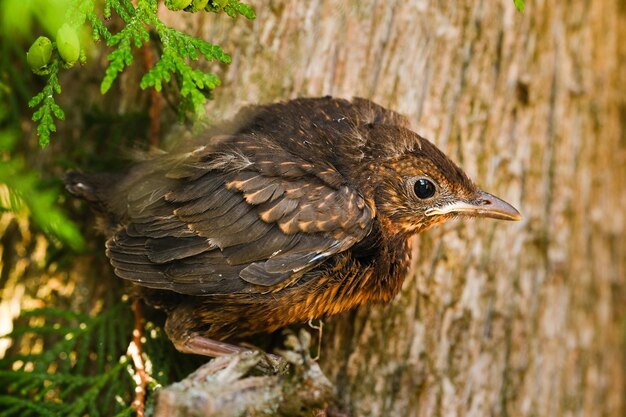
[164, 316, 242, 356]
[173, 333, 245, 357]
[168, 330, 285, 368]
[163, 302, 246, 357]
[164, 312, 283, 372]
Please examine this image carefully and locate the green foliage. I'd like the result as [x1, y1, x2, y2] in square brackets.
[0, 158, 85, 251]
[0, 302, 205, 417]
[205, 0, 256, 19]
[513, 0, 525, 12]
[99, 0, 233, 117]
[0, 304, 135, 417]
[140, 22, 230, 115]
[56, 24, 81, 66]
[12, 0, 255, 147]
[27, 60, 65, 148]
[0, 80, 83, 250]
[1, 0, 70, 39]
[26, 37, 53, 72]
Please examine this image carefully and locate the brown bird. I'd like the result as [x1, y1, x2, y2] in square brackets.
[66, 97, 521, 356]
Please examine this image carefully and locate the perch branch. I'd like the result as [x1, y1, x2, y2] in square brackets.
[154, 330, 333, 417]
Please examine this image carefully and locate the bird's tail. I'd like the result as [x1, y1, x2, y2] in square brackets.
[65, 171, 123, 214]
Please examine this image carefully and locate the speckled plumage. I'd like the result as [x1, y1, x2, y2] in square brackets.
[66, 96, 520, 355]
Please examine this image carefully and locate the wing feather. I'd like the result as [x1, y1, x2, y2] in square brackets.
[145, 236, 213, 263]
[105, 98, 378, 295]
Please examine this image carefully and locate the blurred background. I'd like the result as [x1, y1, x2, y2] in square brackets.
[0, 1, 624, 416]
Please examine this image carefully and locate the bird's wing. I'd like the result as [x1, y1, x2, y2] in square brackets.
[106, 135, 374, 295]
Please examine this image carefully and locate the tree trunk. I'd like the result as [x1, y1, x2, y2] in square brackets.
[4, 1, 622, 416]
[157, 1, 625, 416]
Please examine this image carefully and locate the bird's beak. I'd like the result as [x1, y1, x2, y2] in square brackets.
[425, 191, 522, 221]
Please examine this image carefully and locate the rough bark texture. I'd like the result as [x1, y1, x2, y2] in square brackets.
[154, 332, 333, 417]
[155, 1, 626, 416]
[4, 1, 621, 416]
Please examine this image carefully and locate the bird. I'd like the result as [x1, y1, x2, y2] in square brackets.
[66, 96, 521, 356]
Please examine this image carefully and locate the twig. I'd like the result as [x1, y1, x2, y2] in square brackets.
[143, 41, 161, 152]
[128, 299, 149, 417]
[308, 318, 324, 360]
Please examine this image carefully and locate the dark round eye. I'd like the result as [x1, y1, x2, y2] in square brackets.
[413, 178, 436, 199]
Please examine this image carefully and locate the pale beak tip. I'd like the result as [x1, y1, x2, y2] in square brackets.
[477, 191, 522, 221]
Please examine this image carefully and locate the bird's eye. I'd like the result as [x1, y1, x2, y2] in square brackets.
[413, 178, 436, 199]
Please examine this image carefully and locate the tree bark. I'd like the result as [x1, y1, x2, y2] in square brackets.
[4, 1, 622, 416]
[156, 1, 625, 416]
[154, 332, 333, 417]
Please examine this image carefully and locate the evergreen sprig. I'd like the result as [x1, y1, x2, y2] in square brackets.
[141, 19, 231, 115]
[100, 0, 150, 94]
[0, 304, 134, 417]
[205, 0, 256, 19]
[0, 302, 204, 416]
[26, 0, 255, 147]
[27, 60, 65, 148]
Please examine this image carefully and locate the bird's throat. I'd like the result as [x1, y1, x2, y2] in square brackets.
[350, 218, 413, 303]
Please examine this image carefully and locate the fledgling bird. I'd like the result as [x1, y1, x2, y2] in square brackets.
[66, 97, 521, 356]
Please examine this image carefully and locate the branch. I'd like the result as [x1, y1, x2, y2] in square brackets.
[154, 330, 333, 417]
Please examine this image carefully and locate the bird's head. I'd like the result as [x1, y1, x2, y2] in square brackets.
[363, 125, 521, 235]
